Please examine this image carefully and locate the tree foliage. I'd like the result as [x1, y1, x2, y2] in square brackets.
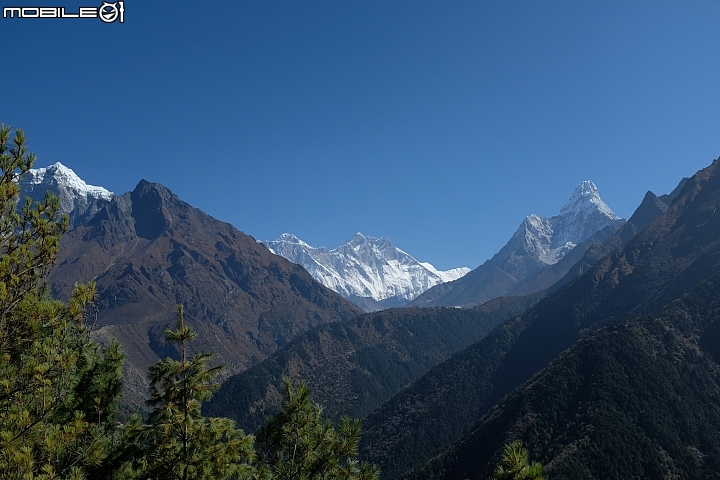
[117, 310, 378, 480]
[493, 441, 543, 480]
[0, 124, 123, 479]
[256, 378, 379, 480]
[117, 305, 255, 480]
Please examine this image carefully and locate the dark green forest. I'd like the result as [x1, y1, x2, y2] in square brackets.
[409, 272, 720, 479]
[204, 294, 542, 432]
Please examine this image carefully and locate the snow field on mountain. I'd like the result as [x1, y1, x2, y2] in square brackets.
[264, 233, 470, 303]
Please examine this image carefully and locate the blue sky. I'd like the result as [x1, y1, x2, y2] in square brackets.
[2, 1, 720, 270]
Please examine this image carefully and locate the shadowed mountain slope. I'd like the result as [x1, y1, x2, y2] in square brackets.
[408, 271, 720, 480]
[204, 293, 543, 434]
[48, 180, 363, 409]
[360, 159, 720, 479]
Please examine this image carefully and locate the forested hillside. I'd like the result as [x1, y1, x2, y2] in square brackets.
[408, 271, 720, 480]
[0, 124, 378, 480]
[205, 293, 542, 432]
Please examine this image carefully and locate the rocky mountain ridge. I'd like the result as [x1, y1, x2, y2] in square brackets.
[21, 170, 363, 410]
[360, 161, 718, 479]
[23, 163, 469, 313]
[263, 233, 470, 311]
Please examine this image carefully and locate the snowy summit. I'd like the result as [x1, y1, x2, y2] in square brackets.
[508, 180, 624, 267]
[20, 162, 113, 227]
[263, 232, 470, 311]
[24, 162, 113, 201]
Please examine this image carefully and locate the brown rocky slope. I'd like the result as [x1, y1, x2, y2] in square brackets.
[48, 179, 363, 409]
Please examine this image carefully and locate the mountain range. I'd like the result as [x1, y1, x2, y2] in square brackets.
[24, 163, 628, 317]
[22, 163, 471, 313]
[199, 157, 710, 480]
[410, 180, 626, 307]
[263, 233, 470, 311]
[18, 163, 636, 415]
[21, 156, 720, 480]
[264, 181, 624, 312]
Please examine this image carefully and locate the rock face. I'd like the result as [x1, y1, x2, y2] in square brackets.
[410, 181, 625, 308]
[263, 233, 470, 311]
[20, 162, 113, 227]
[43, 178, 363, 409]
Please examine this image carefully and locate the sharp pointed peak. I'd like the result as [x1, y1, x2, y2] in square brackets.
[347, 232, 368, 243]
[130, 180, 188, 214]
[277, 233, 310, 245]
[29, 161, 78, 178]
[45, 161, 71, 172]
[560, 180, 620, 220]
[565, 180, 600, 204]
[575, 179, 599, 193]
[267, 233, 314, 249]
[132, 179, 174, 197]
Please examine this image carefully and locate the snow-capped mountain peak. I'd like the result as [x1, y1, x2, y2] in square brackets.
[504, 180, 625, 272]
[274, 233, 311, 248]
[263, 233, 470, 311]
[560, 180, 619, 220]
[410, 179, 627, 308]
[25, 162, 113, 200]
[20, 162, 113, 227]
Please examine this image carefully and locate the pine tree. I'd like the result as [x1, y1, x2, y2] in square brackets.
[256, 379, 379, 480]
[492, 440, 544, 480]
[0, 124, 124, 479]
[119, 305, 255, 480]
